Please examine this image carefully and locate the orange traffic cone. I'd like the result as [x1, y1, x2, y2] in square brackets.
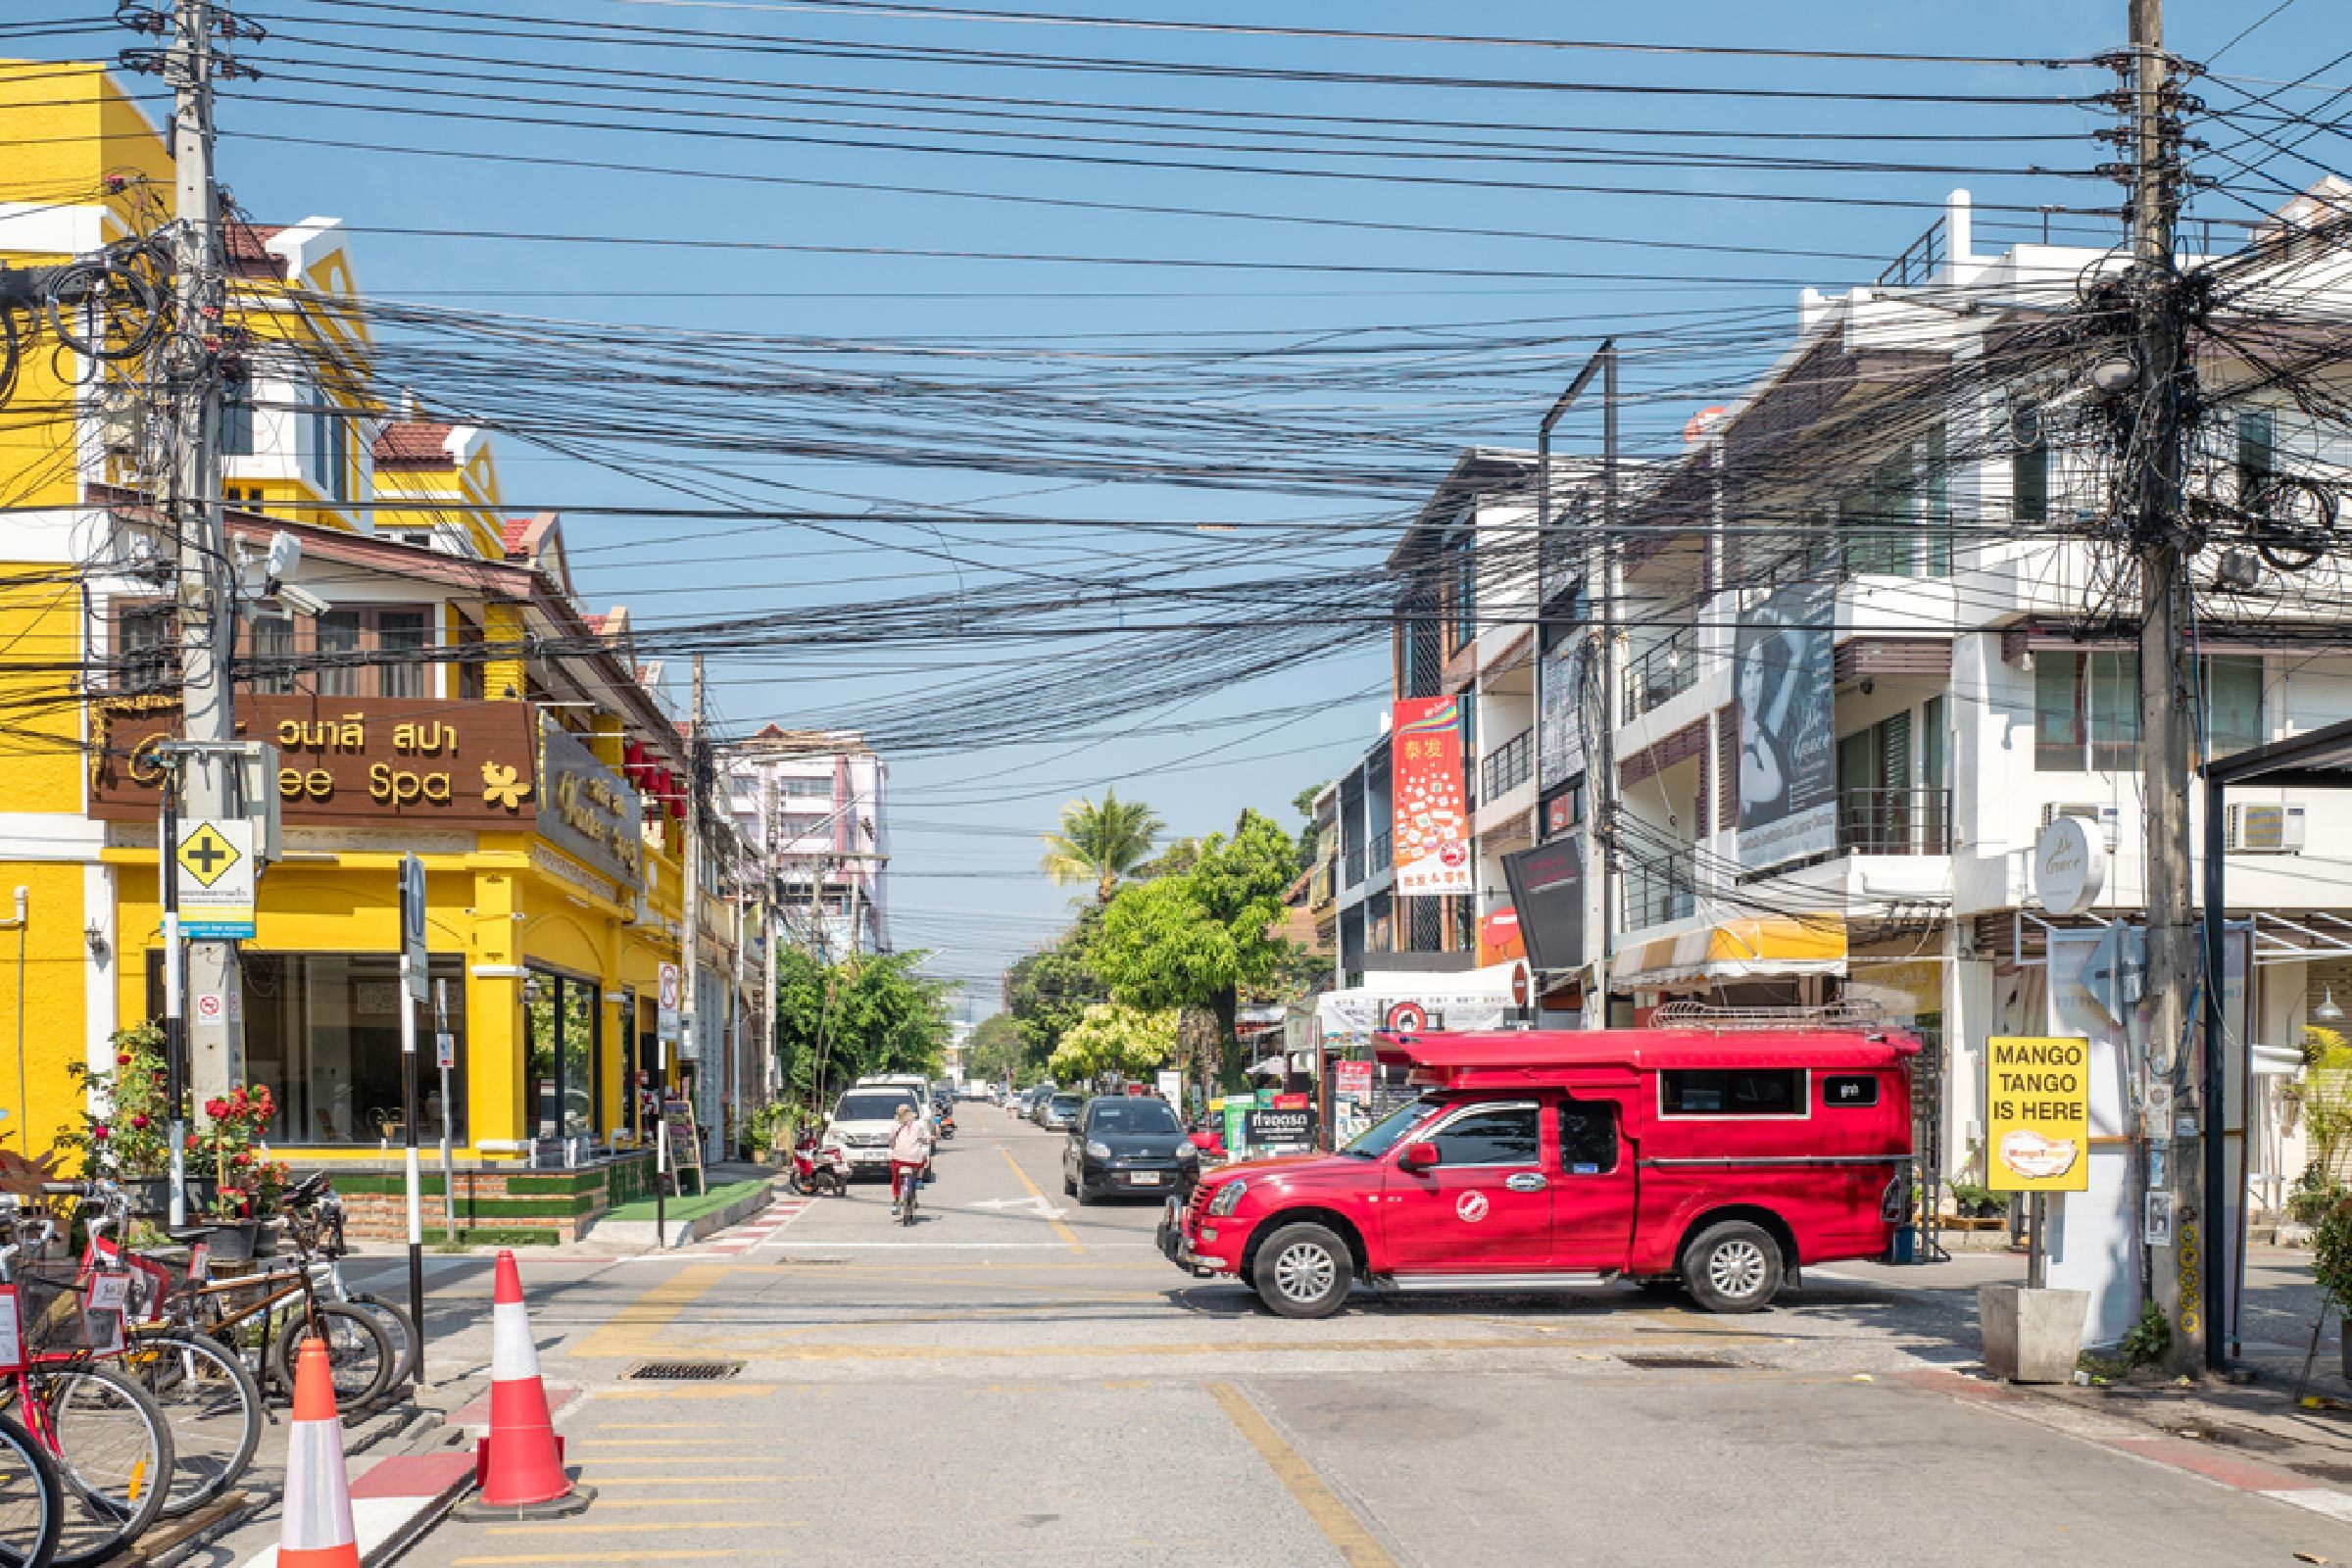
[456, 1249, 593, 1519]
[278, 1339, 361, 1568]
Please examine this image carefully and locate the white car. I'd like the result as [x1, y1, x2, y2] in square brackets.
[824, 1085, 930, 1176]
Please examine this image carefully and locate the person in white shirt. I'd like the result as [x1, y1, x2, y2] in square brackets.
[888, 1103, 933, 1214]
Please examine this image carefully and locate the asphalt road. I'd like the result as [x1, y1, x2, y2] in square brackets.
[389, 1108, 2352, 1568]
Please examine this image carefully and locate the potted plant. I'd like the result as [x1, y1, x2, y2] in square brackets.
[2313, 1195, 2352, 1379]
[191, 1085, 290, 1262]
[52, 1024, 174, 1213]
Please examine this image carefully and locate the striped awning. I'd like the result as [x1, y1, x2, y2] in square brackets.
[1610, 915, 1846, 990]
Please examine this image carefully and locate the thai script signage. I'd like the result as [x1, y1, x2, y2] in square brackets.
[92, 697, 537, 828]
[538, 720, 645, 889]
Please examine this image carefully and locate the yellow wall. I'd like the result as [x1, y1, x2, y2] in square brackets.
[0, 861, 92, 1157]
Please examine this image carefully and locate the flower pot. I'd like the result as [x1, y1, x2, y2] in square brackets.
[117, 1177, 174, 1218]
[252, 1220, 282, 1258]
[201, 1221, 259, 1264]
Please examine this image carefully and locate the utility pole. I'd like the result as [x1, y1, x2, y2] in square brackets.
[2120, 0, 2202, 1372]
[168, 0, 242, 1103]
[680, 657, 705, 1169]
[761, 766, 780, 1100]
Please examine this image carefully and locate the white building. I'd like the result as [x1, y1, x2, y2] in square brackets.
[725, 726, 891, 957]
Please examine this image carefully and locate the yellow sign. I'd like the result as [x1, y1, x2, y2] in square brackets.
[176, 824, 242, 889]
[1985, 1036, 2090, 1193]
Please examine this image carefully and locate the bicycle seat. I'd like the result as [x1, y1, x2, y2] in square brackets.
[164, 1227, 214, 1245]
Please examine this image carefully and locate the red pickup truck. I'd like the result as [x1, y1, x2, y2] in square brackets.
[1158, 1025, 1916, 1317]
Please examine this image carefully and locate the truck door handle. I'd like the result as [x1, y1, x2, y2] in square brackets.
[1504, 1173, 1547, 1193]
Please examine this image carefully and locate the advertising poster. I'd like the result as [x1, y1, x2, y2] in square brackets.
[1502, 838, 1584, 976]
[1538, 641, 1586, 791]
[1984, 1038, 2091, 1193]
[1393, 696, 1473, 895]
[1734, 576, 1837, 870]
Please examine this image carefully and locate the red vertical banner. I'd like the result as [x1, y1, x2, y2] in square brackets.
[1393, 697, 1472, 895]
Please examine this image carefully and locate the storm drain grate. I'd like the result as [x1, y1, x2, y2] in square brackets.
[622, 1359, 744, 1382]
[1618, 1353, 1740, 1371]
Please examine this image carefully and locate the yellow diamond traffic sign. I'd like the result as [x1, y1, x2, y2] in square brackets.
[177, 823, 242, 889]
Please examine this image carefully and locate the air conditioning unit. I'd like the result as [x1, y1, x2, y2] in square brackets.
[2042, 802, 2120, 849]
[2226, 803, 2306, 854]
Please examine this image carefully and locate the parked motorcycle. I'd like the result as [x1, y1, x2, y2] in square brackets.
[789, 1128, 850, 1197]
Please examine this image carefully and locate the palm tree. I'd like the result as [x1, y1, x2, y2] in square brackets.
[1041, 790, 1164, 904]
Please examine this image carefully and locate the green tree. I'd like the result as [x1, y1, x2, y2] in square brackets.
[772, 948, 954, 1108]
[965, 1012, 1026, 1087]
[1040, 789, 1164, 905]
[1092, 808, 1302, 1087]
[1048, 1004, 1178, 1085]
[1005, 912, 1103, 1072]
[1292, 780, 1327, 863]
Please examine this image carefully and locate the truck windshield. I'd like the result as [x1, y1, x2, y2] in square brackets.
[1338, 1097, 1439, 1159]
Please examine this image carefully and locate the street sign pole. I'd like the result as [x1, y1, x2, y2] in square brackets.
[398, 855, 427, 1387]
[434, 978, 457, 1243]
[159, 764, 185, 1229]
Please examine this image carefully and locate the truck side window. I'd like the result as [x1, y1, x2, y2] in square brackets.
[1431, 1104, 1540, 1167]
[1659, 1069, 1807, 1117]
[1557, 1099, 1618, 1175]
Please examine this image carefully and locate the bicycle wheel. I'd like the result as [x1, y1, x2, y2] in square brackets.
[0, 1412, 64, 1568]
[25, 1365, 173, 1568]
[267, 1304, 394, 1414]
[117, 1334, 260, 1519]
[340, 1294, 417, 1394]
[0, 310, 19, 409]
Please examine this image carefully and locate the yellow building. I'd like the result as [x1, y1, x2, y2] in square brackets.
[0, 60, 764, 1238]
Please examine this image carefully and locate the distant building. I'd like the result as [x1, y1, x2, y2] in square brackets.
[724, 726, 890, 957]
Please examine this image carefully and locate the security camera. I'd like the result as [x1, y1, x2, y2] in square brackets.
[273, 581, 331, 617]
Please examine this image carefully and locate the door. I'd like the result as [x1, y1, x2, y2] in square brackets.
[1550, 1095, 1637, 1271]
[1383, 1100, 1550, 1274]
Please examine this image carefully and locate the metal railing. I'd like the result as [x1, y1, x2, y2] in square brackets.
[1621, 626, 1698, 718]
[1481, 727, 1534, 802]
[1369, 830, 1393, 875]
[1624, 860, 1695, 930]
[1345, 843, 1365, 887]
[1837, 787, 1951, 857]
[1878, 217, 1944, 288]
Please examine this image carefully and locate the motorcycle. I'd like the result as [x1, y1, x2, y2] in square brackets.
[788, 1128, 850, 1197]
[934, 1102, 957, 1140]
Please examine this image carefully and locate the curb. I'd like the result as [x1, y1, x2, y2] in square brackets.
[579, 1179, 783, 1251]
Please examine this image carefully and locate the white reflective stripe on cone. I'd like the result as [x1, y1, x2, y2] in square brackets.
[491, 1298, 539, 1383]
[280, 1418, 357, 1549]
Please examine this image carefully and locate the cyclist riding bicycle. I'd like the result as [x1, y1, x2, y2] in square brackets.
[888, 1103, 932, 1215]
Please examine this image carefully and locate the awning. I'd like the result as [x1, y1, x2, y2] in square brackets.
[1610, 915, 1846, 990]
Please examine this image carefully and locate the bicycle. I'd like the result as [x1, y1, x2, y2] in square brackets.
[893, 1161, 922, 1227]
[0, 1213, 174, 1568]
[0, 1412, 63, 1568]
[165, 1215, 395, 1414]
[280, 1181, 416, 1393]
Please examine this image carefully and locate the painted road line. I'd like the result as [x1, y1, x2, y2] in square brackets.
[629, 1332, 1746, 1361]
[454, 1554, 738, 1565]
[997, 1144, 1084, 1252]
[1208, 1382, 1397, 1568]
[592, 1384, 780, 1400]
[568, 1262, 733, 1359]
[485, 1521, 808, 1536]
[769, 1241, 1149, 1250]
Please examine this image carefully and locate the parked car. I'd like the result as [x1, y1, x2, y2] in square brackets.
[1063, 1095, 1190, 1204]
[1160, 1024, 1916, 1319]
[1040, 1091, 1084, 1130]
[1026, 1087, 1056, 1124]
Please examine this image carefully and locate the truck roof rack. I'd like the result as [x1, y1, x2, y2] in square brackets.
[1646, 1000, 1886, 1032]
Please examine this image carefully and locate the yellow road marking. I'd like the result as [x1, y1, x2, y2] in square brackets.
[591, 1383, 779, 1401]
[576, 1439, 748, 1447]
[997, 1145, 1084, 1253]
[486, 1522, 805, 1536]
[1209, 1382, 1396, 1568]
[587, 1476, 773, 1486]
[590, 1498, 755, 1508]
[624, 1332, 1740, 1361]
[569, 1263, 734, 1359]
[578, 1459, 817, 1472]
[456, 1555, 737, 1565]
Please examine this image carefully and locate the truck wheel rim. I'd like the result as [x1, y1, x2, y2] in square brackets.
[1707, 1239, 1767, 1298]
[1274, 1243, 1336, 1302]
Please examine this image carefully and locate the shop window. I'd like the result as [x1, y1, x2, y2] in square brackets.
[225, 952, 469, 1146]
[527, 970, 602, 1143]
[116, 603, 176, 693]
[247, 616, 295, 695]
[2034, 651, 2263, 770]
[376, 611, 429, 699]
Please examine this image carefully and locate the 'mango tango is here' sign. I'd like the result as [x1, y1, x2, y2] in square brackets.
[1984, 1036, 2090, 1193]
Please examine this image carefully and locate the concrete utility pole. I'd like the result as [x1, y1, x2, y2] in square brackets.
[761, 766, 780, 1099]
[681, 657, 705, 1153]
[2122, 0, 2202, 1372]
[170, 0, 242, 1100]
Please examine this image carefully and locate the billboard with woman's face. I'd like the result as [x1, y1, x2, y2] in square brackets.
[1735, 577, 1837, 869]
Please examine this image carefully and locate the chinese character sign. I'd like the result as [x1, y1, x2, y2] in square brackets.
[1393, 697, 1472, 896]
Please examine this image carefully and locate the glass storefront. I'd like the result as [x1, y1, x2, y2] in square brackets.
[237, 953, 469, 1146]
[526, 969, 601, 1142]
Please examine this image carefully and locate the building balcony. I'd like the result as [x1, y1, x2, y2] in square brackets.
[1838, 787, 1951, 857]
[1369, 830, 1393, 875]
[1345, 844, 1365, 887]
[1624, 859, 1695, 931]
[1621, 626, 1699, 720]
[1480, 727, 1534, 803]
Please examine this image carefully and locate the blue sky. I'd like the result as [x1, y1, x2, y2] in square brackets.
[23, 0, 2349, 1009]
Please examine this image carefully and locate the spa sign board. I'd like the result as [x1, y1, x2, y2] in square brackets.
[91, 696, 539, 829]
[1984, 1035, 2091, 1193]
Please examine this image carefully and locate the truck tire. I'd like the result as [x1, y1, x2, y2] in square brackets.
[1680, 1220, 1784, 1314]
[1250, 1222, 1352, 1319]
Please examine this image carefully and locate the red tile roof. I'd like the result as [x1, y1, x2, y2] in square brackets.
[225, 221, 286, 279]
[370, 420, 455, 466]
[500, 517, 533, 556]
[584, 612, 608, 635]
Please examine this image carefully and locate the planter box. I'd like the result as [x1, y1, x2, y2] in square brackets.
[1980, 1284, 2088, 1383]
